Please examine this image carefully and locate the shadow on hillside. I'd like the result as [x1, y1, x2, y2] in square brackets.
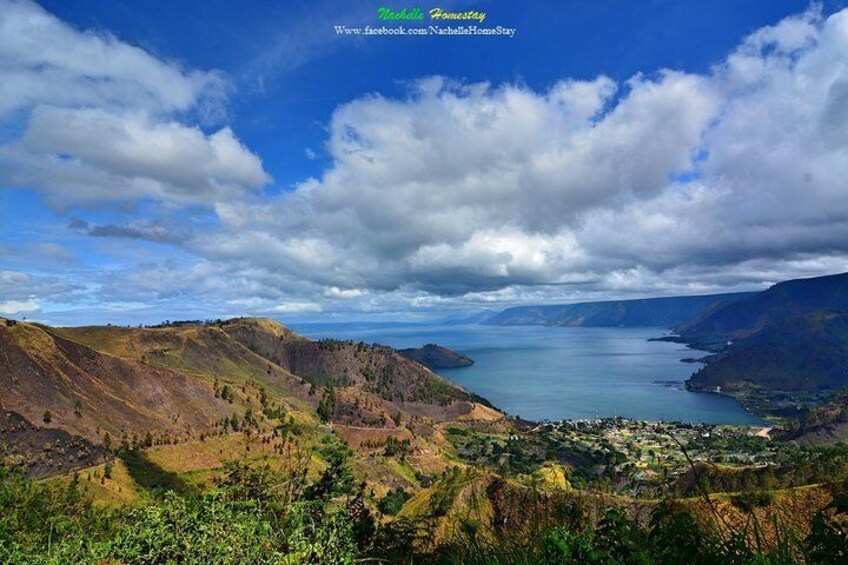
[120, 450, 193, 495]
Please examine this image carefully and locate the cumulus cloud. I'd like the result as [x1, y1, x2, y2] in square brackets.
[195, 71, 718, 296]
[0, 298, 38, 314]
[574, 6, 848, 275]
[0, 0, 224, 117]
[0, 269, 75, 311]
[6, 2, 848, 319]
[185, 6, 848, 309]
[0, 0, 270, 209]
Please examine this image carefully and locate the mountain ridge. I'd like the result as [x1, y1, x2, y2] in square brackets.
[483, 292, 756, 327]
[674, 273, 848, 432]
[677, 272, 848, 339]
[0, 316, 501, 478]
[686, 309, 848, 393]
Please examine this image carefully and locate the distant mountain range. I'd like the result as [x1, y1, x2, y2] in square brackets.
[677, 272, 848, 339]
[485, 272, 848, 433]
[437, 310, 498, 325]
[482, 292, 756, 328]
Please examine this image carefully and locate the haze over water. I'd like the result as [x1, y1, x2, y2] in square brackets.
[290, 323, 763, 425]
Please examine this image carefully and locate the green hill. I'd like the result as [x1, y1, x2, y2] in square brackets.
[687, 310, 848, 393]
[398, 344, 474, 370]
[675, 273, 848, 417]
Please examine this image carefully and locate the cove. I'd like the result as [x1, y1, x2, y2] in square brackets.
[289, 322, 763, 425]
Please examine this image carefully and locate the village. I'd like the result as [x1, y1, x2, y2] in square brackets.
[444, 417, 780, 496]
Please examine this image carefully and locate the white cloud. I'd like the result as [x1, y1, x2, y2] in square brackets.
[194, 71, 719, 296]
[271, 302, 323, 314]
[186, 5, 848, 310]
[0, 0, 223, 117]
[3, 107, 270, 207]
[0, 298, 39, 314]
[5, 3, 848, 319]
[324, 287, 367, 299]
[0, 0, 270, 208]
[0, 269, 77, 303]
[0, 270, 30, 285]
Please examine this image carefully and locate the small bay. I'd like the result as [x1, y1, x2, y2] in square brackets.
[289, 322, 763, 425]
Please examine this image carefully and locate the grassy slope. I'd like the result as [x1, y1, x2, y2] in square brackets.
[51, 318, 499, 427]
[2, 317, 513, 516]
[1, 321, 239, 441]
[50, 323, 312, 400]
[397, 466, 836, 552]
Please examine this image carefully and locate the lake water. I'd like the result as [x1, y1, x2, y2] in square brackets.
[288, 322, 763, 425]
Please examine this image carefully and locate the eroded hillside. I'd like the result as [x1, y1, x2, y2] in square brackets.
[1, 317, 500, 480]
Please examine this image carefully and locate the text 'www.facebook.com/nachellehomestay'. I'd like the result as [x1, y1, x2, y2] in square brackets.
[332, 24, 517, 38]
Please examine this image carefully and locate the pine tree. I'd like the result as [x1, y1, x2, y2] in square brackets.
[317, 386, 336, 423]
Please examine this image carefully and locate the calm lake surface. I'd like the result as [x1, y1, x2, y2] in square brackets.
[288, 322, 763, 425]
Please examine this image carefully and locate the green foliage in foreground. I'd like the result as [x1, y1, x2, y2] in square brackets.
[2, 460, 848, 564]
[424, 506, 785, 565]
[366, 496, 848, 565]
[377, 486, 412, 516]
[110, 492, 356, 565]
[0, 459, 360, 565]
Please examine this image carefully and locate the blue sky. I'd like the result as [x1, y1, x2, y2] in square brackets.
[2, 0, 848, 325]
[34, 0, 819, 188]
